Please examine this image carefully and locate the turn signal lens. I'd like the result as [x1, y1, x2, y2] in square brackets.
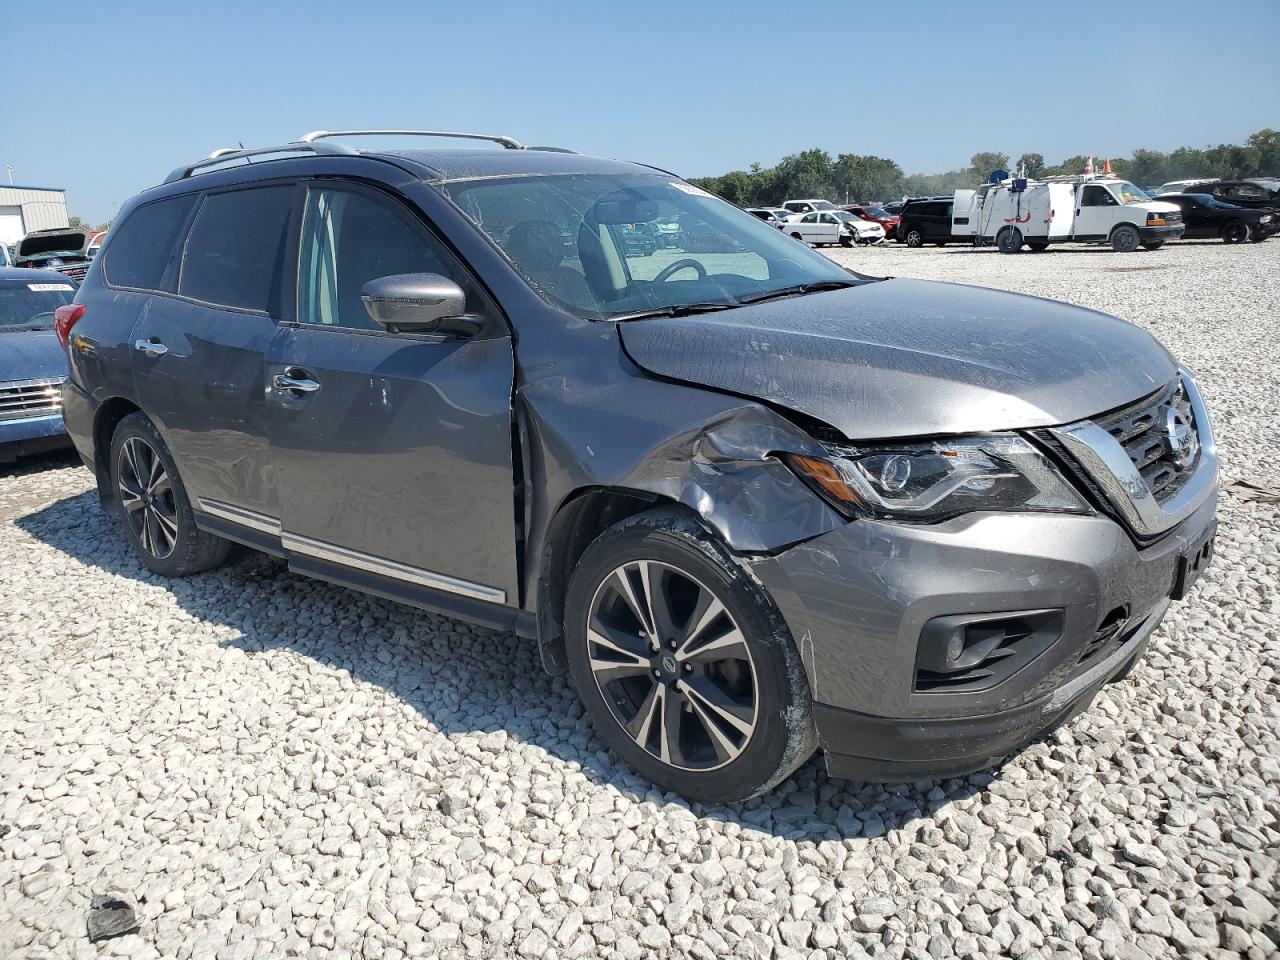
[53, 304, 86, 348]
[789, 455, 863, 509]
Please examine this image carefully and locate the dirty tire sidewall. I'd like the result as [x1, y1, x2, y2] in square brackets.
[1110, 224, 1140, 252]
[110, 412, 231, 577]
[997, 227, 1023, 253]
[565, 508, 816, 804]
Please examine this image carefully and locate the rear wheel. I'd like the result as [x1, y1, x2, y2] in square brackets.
[1222, 221, 1250, 244]
[997, 227, 1023, 253]
[565, 508, 815, 803]
[110, 413, 230, 577]
[1141, 240, 1164, 251]
[1110, 224, 1140, 252]
[903, 226, 925, 248]
[1027, 240, 1050, 252]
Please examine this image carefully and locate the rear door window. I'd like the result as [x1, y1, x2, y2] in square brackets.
[179, 186, 296, 313]
[103, 195, 198, 291]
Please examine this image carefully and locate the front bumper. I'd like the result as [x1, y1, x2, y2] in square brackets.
[0, 413, 69, 461]
[749, 490, 1217, 782]
[1140, 223, 1185, 241]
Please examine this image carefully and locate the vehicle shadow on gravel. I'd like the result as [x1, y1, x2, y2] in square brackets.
[19, 490, 999, 840]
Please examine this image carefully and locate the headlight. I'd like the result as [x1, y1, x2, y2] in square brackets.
[1261, 214, 1273, 223]
[788, 434, 1089, 521]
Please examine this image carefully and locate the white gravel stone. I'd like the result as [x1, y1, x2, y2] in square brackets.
[1, 241, 1277, 959]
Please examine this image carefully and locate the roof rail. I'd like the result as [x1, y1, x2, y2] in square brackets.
[163, 141, 359, 184]
[299, 129, 526, 150]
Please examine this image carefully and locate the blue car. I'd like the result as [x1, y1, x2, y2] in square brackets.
[0, 267, 77, 462]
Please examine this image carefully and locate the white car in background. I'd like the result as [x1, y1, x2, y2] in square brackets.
[784, 210, 885, 247]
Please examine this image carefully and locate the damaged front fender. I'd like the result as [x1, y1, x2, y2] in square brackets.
[522, 373, 844, 566]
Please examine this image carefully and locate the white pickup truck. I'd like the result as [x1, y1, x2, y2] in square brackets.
[953, 176, 1185, 252]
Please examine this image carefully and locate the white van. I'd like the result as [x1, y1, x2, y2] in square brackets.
[953, 177, 1185, 252]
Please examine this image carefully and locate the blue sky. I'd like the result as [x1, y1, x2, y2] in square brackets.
[3, 0, 1277, 225]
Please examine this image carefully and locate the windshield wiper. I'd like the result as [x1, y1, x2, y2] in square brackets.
[609, 302, 740, 322]
[737, 279, 861, 306]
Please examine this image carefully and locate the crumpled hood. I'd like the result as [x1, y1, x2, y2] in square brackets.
[618, 278, 1176, 440]
[0, 330, 68, 384]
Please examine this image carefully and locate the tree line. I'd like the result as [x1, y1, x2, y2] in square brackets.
[688, 129, 1280, 207]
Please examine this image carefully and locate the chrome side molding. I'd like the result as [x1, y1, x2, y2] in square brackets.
[196, 497, 506, 604]
[281, 531, 506, 604]
[196, 498, 282, 535]
[1050, 370, 1217, 537]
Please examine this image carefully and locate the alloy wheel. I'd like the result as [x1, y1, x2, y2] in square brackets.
[118, 437, 178, 559]
[586, 560, 759, 771]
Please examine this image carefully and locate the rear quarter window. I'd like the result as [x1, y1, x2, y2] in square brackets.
[179, 186, 295, 313]
[103, 195, 198, 291]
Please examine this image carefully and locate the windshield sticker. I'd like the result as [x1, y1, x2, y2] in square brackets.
[670, 181, 714, 198]
[28, 283, 75, 292]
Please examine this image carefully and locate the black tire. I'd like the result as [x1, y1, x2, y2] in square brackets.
[110, 412, 231, 577]
[840, 236, 853, 247]
[1141, 240, 1164, 251]
[790, 232, 805, 244]
[903, 226, 924, 248]
[1027, 241, 1050, 252]
[564, 508, 816, 803]
[1222, 221, 1250, 244]
[997, 227, 1023, 254]
[1110, 224, 1140, 252]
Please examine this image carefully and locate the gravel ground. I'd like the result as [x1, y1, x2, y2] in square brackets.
[2, 239, 1277, 960]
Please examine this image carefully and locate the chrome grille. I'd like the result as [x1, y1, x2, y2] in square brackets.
[0, 378, 64, 422]
[1094, 379, 1200, 503]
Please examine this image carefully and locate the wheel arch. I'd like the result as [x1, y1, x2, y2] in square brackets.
[534, 485, 699, 675]
[91, 397, 142, 509]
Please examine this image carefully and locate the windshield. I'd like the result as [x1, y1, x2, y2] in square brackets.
[810, 200, 837, 210]
[445, 173, 857, 319]
[0, 281, 75, 333]
[1113, 182, 1151, 204]
[861, 206, 890, 218]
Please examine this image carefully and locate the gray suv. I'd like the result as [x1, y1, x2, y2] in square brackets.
[57, 131, 1219, 803]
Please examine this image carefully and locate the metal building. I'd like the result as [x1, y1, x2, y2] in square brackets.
[0, 185, 70, 246]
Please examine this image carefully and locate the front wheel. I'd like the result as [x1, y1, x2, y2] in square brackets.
[565, 508, 816, 803]
[1027, 241, 1050, 252]
[110, 413, 231, 577]
[1141, 240, 1164, 251]
[840, 236, 854, 247]
[1110, 224, 1140, 252]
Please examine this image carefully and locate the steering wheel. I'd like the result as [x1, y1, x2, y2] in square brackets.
[653, 258, 707, 282]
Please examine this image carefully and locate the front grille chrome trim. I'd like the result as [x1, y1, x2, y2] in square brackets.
[1049, 369, 1216, 537]
[0, 377, 65, 423]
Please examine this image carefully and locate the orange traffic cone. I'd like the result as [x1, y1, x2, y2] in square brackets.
[1103, 158, 1113, 174]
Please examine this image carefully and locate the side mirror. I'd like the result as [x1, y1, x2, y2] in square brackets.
[360, 273, 471, 334]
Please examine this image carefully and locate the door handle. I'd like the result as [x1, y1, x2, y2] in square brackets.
[273, 372, 321, 395]
[134, 338, 168, 358]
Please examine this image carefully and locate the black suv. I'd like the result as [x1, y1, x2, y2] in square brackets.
[896, 198, 959, 247]
[57, 131, 1217, 802]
